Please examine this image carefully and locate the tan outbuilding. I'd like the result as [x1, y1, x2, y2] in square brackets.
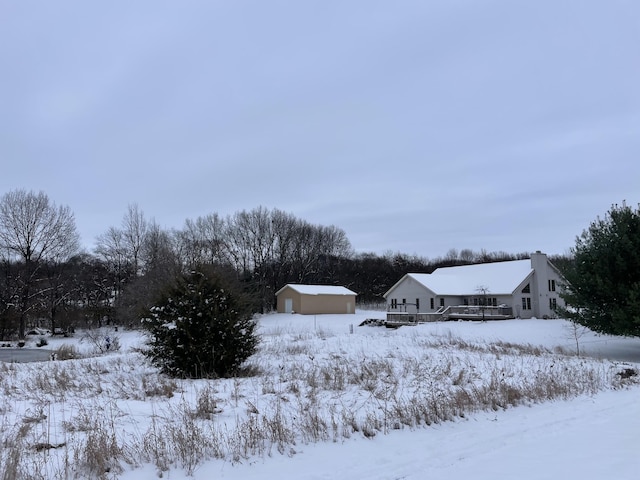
[275, 284, 357, 315]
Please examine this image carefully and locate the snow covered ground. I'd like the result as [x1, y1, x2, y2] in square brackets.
[215, 388, 639, 480]
[2, 311, 639, 479]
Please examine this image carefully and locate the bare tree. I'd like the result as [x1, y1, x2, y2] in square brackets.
[0, 248, 21, 337]
[65, 253, 113, 328]
[288, 222, 351, 283]
[142, 221, 181, 276]
[95, 226, 132, 303]
[178, 213, 228, 267]
[224, 207, 277, 280]
[94, 205, 154, 325]
[269, 208, 302, 290]
[475, 285, 490, 321]
[95, 204, 149, 292]
[122, 203, 148, 276]
[0, 190, 80, 338]
[459, 248, 476, 263]
[445, 248, 459, 263]
[566, 318, 588, 356]
[116, 221, 183, 325]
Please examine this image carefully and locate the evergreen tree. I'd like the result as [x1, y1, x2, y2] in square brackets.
[142, 267, 258, 378]
[561, 202, 640, 336]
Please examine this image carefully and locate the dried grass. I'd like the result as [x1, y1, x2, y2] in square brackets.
[0, 328, 637, 478]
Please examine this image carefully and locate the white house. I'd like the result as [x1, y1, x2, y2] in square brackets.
[383, 251, 566, 320]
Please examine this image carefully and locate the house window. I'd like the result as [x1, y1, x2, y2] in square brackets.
[440, 298, 445, 307]
[478, 297, 497, 307]
[522, 297, 531, 310]
[430, 298, 434, 309]
[415, 298, 420, 310]
[549, 298, 557, 310]
[522, 284, 530, 293]
[391, 299, 397, 309]
[463, 298, 469, 306]
[548, 279, 556, 292]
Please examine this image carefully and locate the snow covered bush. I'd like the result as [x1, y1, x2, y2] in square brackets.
[142, 268, 258, 378]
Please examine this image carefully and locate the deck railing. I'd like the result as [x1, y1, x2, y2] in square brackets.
[446, 305, 513, 318]
[386, 312, 443, 323]
[386, 305, 514, 323]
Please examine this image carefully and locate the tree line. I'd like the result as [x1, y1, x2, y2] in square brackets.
[0, 189, 564, 339]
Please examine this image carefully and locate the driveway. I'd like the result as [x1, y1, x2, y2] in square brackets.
[0, 348, 55, 363]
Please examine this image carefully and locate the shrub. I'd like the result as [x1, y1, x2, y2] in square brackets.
[55, 344, 79, 360]
[81, 329, 121, 354]
[142, 268, 258, 378]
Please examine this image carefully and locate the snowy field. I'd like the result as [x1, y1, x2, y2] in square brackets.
[1, 311, 639, 479]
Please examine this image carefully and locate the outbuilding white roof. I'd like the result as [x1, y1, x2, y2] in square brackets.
[276, 284, 357, 296]
[397, 260, 533, 296]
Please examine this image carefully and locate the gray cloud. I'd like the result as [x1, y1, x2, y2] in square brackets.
[1, 0, 638, 258]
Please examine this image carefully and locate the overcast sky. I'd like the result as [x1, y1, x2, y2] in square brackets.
[2, 1, 639, 259]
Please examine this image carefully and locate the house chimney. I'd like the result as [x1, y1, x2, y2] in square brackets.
[531, 251, 546, 269]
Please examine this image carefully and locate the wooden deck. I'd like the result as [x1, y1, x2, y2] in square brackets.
[386, 305, 514, 323]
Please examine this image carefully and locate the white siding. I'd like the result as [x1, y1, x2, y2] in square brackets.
[386, 275, 437, 313]
[530, 252, 565, 318]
